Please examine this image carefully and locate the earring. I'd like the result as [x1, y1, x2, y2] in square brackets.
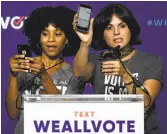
[37, 43, 42, 54]
[66, 39, 68, 44]
[65, 39, 70, 48]
[67, 44, 70, 48]
[37, 43, 40, 48]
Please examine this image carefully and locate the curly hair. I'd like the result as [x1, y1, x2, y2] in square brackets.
[23, 6, 80, 57]
[92, 4, 142, 50]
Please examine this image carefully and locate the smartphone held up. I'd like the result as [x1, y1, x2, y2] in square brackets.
[76, 4, 92, 33]
[17, 44, 32, 57]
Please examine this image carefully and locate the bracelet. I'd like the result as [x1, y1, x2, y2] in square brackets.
[10, 69, 18, 77]
[124, 81, 133, 85]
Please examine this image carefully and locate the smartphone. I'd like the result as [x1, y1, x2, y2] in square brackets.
[76, 4, 92, 33]
[17, 44, 32, 57]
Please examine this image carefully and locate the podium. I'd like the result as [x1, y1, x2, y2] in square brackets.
[23, 95, 144, 134]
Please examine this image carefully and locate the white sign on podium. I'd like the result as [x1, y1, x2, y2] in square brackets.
[23, 95, 144, 134]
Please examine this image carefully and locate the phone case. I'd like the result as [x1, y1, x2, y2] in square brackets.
[76, 4, 92, 33]
[17, 44, 32, 57]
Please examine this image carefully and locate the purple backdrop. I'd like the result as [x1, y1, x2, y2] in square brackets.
[1, 1, 167, 134]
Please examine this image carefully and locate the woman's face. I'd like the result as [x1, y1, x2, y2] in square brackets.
[103, 14, 131, 49]
[40, 24, 67, 57]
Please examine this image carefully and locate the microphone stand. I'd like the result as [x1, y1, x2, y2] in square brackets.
[114, 46, 151, 109]
[97, 45, 151, 118]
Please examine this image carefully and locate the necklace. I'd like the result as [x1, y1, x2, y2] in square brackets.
[119, 45, 134, 59]
[122, 50, 136, 71]
[98, 45, 134, 60]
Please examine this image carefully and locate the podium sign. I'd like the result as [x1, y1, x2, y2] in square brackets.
[23, 95, 144, 134]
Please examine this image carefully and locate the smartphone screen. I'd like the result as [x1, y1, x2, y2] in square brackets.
[76, 4, 92, 33]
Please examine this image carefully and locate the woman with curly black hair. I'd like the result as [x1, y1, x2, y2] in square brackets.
[6, 6, 85, 134]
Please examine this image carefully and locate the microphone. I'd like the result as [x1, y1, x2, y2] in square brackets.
[98, 45, 121, 60]
[113, 45, 121, 51]
[98, 44, 151, 108]
[114, 46, 151, 106]
[131, 77, 151, 109]
[131, 77, 149, 95]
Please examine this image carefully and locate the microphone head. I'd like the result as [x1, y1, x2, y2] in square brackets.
[98, 45, 121, 60]
[113, 45, 121, 51]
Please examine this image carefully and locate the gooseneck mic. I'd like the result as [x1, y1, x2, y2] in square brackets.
[98, 45, 151, 107]
[98, 45, 121, 60]
[113, 45, 121, 51]
[113, 45, 151, 108]
[113, 46, 149, 94]
[131, 77, 150, 94]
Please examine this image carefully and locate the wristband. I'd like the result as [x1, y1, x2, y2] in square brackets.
[124, 81, 133, 85]
[10, 69, 18, 77]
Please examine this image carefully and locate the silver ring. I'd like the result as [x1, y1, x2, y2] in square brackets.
[29, 68, 31, 72]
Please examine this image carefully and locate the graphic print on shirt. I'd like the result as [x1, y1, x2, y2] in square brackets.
[24, 77, 68, 95]
[104, 73, 139, 95]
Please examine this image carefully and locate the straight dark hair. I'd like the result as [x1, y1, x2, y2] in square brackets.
[92, 4, 142, 50]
